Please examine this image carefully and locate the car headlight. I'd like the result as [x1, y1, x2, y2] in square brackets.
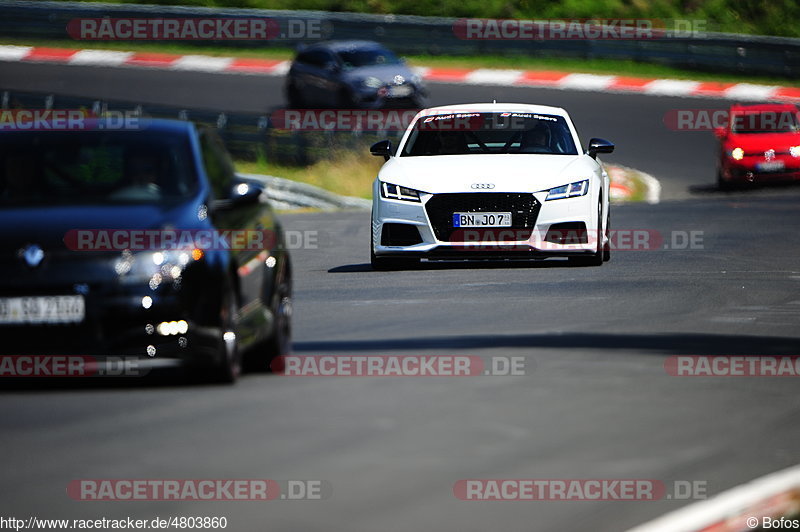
[546, 179, 589, 201]
[380, 182, 421, 202]
[114, 248, 203, 286]
[730, 147, 745, 160]
[790, 146, 800, 158]
[362, 77, 383, 89]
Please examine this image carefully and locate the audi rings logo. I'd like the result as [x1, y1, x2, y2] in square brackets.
[471, 183, 495, 190]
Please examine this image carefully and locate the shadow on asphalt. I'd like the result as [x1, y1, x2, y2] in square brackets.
[329, 259, 579, 273]
[689, 181, 800, 195]
[293, 332, 800, 357]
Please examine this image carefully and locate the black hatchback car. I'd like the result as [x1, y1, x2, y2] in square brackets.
[0, 119, 291, 383]
[285, 40, 427, 109]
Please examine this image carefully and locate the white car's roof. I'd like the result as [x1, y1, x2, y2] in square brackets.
[417, 103, 569, 117]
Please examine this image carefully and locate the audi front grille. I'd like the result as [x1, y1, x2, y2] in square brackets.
[424, 193, 540, 242]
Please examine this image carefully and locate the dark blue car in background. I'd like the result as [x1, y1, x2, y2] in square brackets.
[285, 40, 428, 109]
[0, 119, 292, 383]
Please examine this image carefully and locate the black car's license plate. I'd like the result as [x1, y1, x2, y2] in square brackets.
[0, 296, 85, 324]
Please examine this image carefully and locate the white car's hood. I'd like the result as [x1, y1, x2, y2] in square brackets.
[377, 154, 598, 194]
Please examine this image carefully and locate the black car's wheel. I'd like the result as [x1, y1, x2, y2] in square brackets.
[569, 201, 604, 267]
[265, 256, 293, 359]
[208, 280, 241, 383]
[338, 88, 357, 109]
[245, 255, 292, 373]
[287, 82, 304, 108]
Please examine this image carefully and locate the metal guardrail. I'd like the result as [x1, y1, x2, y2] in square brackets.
[239, 173, 371, 210]
[0, 0, 798, 77]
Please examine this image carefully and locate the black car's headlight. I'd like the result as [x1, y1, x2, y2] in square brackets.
[362, 77, 384, 89]
[380, 182, 421, 202]
[114, 248, 203, 287]
[546, 179, 589, 201]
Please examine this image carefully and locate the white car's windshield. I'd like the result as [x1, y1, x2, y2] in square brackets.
[400, 112, 578, 156]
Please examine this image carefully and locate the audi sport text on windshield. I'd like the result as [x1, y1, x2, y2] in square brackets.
[401, 112, 578, 156]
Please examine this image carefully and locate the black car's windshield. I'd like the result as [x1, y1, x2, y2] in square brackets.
[0, 130, 198, 207]
[337, 48, 401, 69]
[400, 112, 578, 156]
[731, 111, 800, 134]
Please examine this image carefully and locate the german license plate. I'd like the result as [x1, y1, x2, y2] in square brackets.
[0, 296, 85, 324]
[756, 161, 785, 172]
[389, 85, 413, 97]
[452, 212, 512, 228]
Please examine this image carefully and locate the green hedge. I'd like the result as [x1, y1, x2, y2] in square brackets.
[52, 0, 800, 37]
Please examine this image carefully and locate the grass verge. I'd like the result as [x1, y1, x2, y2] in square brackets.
[236, 152, 382, 199]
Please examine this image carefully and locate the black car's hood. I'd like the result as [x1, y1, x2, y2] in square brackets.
[0, 202, 203, 252]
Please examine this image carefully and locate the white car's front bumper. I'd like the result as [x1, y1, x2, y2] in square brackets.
[372, 187, 604, 260]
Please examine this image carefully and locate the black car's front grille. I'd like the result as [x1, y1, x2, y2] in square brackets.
[425, 193, 540, 242]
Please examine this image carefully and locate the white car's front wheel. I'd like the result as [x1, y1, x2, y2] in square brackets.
[569, 201, 604, 267]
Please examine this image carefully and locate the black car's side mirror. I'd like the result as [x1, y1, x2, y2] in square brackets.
[324, 61, 340, 73]
[370, 140, 392, 161]
[586, 138, 615, 159]
[213, 180, 265, 211]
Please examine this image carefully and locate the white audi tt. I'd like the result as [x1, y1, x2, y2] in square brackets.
[369, 103, 615, 269]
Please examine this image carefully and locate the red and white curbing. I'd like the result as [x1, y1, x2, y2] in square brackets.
[627, 463, 800, 532]
[1, 44, 799, 102]
[607, 164, 661, 204]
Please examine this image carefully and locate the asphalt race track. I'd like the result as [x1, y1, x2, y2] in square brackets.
[1, 61, 800, 531]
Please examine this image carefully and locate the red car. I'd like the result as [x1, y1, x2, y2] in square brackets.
[715, 103, 800, 189]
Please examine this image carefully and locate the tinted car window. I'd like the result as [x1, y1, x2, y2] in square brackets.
[296, 49, 333, 68]
[337, 48, 400, 69]
[0, 130, 198, 206]
[401, 113, 578, 156]
[199, 129, 236, 199]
